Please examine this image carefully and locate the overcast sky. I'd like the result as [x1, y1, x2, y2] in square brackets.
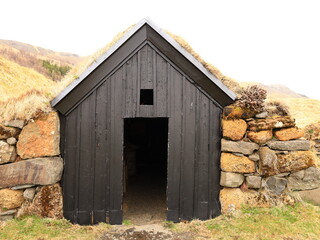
[1, 0, 319, 99]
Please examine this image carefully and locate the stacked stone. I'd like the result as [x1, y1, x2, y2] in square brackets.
[314, 139, 320, 158]
[0, 112, 63, 221]
[220, 108, 320, 214]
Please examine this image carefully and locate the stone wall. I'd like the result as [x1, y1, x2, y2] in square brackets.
[0, 112, 63, 221]
[220, 108, 320, 214]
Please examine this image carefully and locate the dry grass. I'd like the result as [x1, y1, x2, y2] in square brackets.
[3, 21, 317, 126]
[0, 57, 59, 122]
[269, 97, 320, 128]
[166, 31, 242, 95]
[0, 26, 136, 123]
[174, 203, 320, 240]
[0, 57, 54, 102]
[0, 216, 110, 240]
[1, 203, 319, 240]
[1, 22, 238, 123]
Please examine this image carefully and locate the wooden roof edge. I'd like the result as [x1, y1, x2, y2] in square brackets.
[51, 18, 236, 108]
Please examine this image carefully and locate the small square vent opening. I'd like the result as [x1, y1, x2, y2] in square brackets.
[140, 89, 154, 105]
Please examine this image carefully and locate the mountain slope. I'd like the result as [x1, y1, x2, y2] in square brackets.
[239, 82, 319, 127]
[0, 39, 84, 81]
[0, 39, 83, 65]
[240, 82, 307, 98]
[0, 56, 55, 102]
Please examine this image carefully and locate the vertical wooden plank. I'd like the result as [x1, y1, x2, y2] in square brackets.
[196, 93, 210, 220]
[105, 77, 112, 221]
[209, 103, 222, 217]
[124, 54, 138, 118]
[93, 81, 108, 223]
[155, 53, 168, 117]
[138, 45, 154, 117]
[193, 89, 200, 218]
[167, 66, 183, 222]
[152, 47, 157, 115]
[109, 68, 123, 224]
[179, 80, 196, 220]
[77, 92, 96, 225]
[140, 44, 153, 89]
[136, 51, 141, 116]
[62, 109, 79, 223]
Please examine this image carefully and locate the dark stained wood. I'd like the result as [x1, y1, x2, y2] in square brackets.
[78, 92, 96, 225]
[155, 53, 168, 117]
[59, 40, 227, 225]
[109, 69, 123, 224]
[93, 81, 108, 223]
[179, 79, 196, 220]
[145, 25, 234, 107]
[209, 103, 222, 217]
[62, 108, 79, 223]
[124, 54, 138, 118]
[167, 66, 183, 222]
[197, 93, 210, 220]
[105, 77, 112, 221]
[54, 26, 148, 115]
[193, 89, 200, 219]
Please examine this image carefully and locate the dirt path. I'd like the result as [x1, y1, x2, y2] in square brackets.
[98, 224, 195, 240]
[123, 173, 167, 225]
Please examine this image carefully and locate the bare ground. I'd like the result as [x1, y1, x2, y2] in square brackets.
[98, 224, 195, 240]
[122, 173, 167, 225]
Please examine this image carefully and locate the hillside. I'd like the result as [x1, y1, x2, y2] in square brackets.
[0, 39, 84, 81]
[239, 82, 320, 128]
[269, 97, 320, 128]
[0, 39, 83, 65]
[0, 27, 319, 127]
[0, 56, 58, 120]
[0, 56, 55, 100]
[240, 82, 307, 99]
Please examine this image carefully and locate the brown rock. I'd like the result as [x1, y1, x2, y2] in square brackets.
[298, 187, 320, 205]
[266, 176, 288, 195]
[220, 172, 244, 187]
[221, 139, 259, 155]
[0, 141, 17, 164]
[220, 188, 247, 214]
[247, 116, 295, 132]
[0, 157, 63, 188]
[248, 130, 273, 144]
[288, 167, 320, 190]
[221, 153, 255, 173]
[259, 147, 278, 176]
[17, 112, 60, 159]
[246, 176, 262, 189]
[274, 127, 304, 141]
[17, 184, 63, 219]
[0, 124, 21, 140]
[277, 151, 317, 173]
[222, 119, 247, 141]
[4, 120, 25, 129]
[267, 140, 311, 151]
[220, 188, 264, 214]
[223, 105, 256, 119]
[0, 189, 24, 209]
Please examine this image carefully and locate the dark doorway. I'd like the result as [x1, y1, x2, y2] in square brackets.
[123, 118, 168, 225]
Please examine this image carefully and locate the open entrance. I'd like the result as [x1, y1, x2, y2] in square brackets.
[123, 118, 168, 225]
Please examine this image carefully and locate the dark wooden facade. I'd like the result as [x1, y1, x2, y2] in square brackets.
[53, 19, 235, 225]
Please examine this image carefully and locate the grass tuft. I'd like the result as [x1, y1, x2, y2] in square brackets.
[175, 203, 320, 240]
[0, 215, 110, 240]
[0, 204, 319, 240]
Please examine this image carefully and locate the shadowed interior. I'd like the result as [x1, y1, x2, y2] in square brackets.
[123, 118, 168, 225]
